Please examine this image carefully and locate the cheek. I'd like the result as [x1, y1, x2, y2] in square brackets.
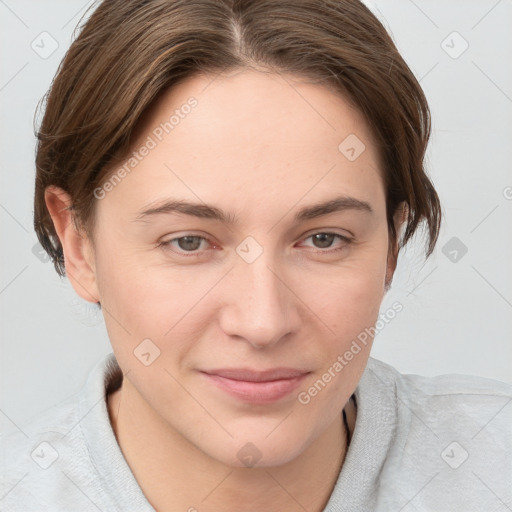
[294, 261, 385, 430]
[314, 275, 382, 388]
[92, 239, 167, 347]
[93, 241, 220, 363]
[312, 245, 388, 333]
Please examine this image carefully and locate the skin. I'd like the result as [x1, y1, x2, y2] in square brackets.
[46, 68, 406, 512]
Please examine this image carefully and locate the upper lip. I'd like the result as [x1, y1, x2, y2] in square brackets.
[201, 368, 310, 382]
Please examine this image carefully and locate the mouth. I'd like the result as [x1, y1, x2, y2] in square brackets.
[199, 367, 311, 404]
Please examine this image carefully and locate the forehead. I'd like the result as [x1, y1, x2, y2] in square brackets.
[103, 69, 385, 222]
[133, 68, 379, 160]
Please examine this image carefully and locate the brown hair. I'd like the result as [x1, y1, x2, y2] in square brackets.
[34, 0, 441, 278]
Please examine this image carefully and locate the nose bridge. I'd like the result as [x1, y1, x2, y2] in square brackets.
[220, 245, 299, 347]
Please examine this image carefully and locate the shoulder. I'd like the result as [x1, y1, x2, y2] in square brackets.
[361, 357, 512, 509]
[364, 356, 512, 444]
[0, 354, 121, 511]
[0, 392, 82, 510]
[366, 355, 512, 396]
[365, 355, 512, 413]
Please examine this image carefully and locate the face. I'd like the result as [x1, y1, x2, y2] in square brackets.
[80, 69, 400, 467]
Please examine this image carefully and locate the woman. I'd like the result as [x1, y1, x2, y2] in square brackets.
[1, 0, 510, 510]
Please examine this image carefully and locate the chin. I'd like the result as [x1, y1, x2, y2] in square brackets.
[202, 429, 313, 469]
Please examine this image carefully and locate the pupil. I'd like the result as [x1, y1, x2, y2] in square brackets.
[179, 236, 201, 251]
[314, 233, 334, 248]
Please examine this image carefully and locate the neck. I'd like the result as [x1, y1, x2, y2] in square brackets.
[107, 378, 353, 512]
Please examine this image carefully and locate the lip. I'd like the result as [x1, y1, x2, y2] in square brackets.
[200, 368, 310, 404]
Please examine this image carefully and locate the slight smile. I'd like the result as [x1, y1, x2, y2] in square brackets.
[200, 368, 311, 404]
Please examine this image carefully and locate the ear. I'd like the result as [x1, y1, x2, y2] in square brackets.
[384, 201, 408, 293]
[45, 185, 100, 304]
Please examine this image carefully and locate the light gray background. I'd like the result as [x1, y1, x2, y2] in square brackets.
[1, 0, 511, 435]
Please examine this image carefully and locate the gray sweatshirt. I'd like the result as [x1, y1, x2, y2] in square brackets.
[1, 353, 511, 511]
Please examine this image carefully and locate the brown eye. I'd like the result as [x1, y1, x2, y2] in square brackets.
[175, 236, 203, 251]
[311, 233, 336, 249]
[159, 234, 214, 257]
[300, 232, 352, 253]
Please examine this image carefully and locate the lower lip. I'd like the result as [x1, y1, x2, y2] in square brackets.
[201, 373, 308, 404]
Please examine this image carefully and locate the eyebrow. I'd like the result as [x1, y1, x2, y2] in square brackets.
[133, 194, 374, 225]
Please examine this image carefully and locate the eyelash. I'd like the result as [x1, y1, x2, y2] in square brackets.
[158, 232, 352, 258]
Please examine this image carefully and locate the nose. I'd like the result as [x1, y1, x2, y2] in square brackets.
[218, 251, 301, 349]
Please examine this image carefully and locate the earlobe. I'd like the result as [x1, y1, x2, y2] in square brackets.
[44, 186, 100, 304]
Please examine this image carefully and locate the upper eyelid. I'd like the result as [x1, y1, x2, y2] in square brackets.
[163, 230, 351, 242]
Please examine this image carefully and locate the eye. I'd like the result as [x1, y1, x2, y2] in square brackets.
[158, 231, 352, 258]
[299, 232, 352, 253]
[158, 235, 216, 257]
